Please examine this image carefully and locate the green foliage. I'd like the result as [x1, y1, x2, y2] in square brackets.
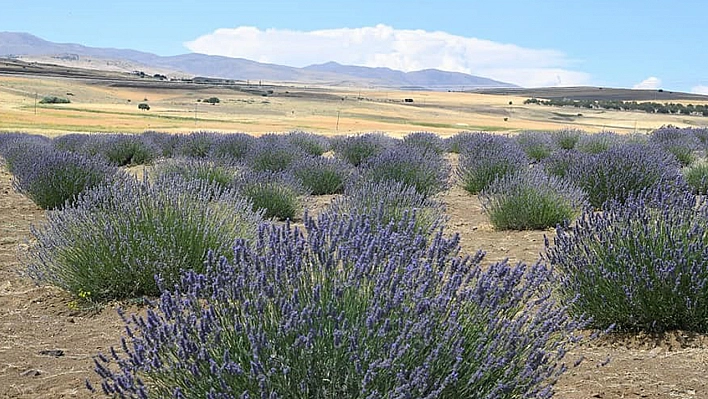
[481, 169, 587, 230]
[683, 162, 708, 194]
[25, 176, 262, 301]
[234, 170, 307, 220]
[204, 97, 220, 104]
[289, 156, 355, 195]
[152, 157, 239, 189]
[39, 96, 71, 104]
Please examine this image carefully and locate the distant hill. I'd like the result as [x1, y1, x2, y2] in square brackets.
[0, 32, 517, 90]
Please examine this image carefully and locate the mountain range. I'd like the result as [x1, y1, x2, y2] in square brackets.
[0, 32, 517, 90]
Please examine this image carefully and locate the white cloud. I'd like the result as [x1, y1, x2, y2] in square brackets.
[633, 77, 662, 90]
[692, 85, 708, 95]
[184, 24, 590, 87]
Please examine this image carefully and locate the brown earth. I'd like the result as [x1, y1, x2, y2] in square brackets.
[1, 158, 707, 398]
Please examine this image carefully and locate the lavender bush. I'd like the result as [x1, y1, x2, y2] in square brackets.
[481, 169, 587, 230]
[209, 132, 256, 162]
[0, 133, 53, 173]
[331, 132, 397, 166]
[152, 157, 240, 189]
[567, 143, 683, 209]
[403, 131, 447, 154]
[683, 162, 708, 195]
[514, 131, 555, 162]
[246, 136, 307, 172]
[541, 149, 588, 179]
[456, 133, 529, 194]
[233, 169, 308, 220]
[444, 131, 478, 154]
[90, 210, 585, 398]
[141, 131, 181, 158]
[52, 133, 94, 153]
[546, 186, 708, 332]
[550, 128, 583, 150]
[575, 131, 623, 154]
[362, 144, 450, 196]
[176, 131, 218, 158]
[650, 126, 703, 166]
[26, 175, 262, 300]
[289, 156, 356, 195]
[12, 149, 120, 209]
[286, 130, 331, 156]
[325, 180, 447, 235]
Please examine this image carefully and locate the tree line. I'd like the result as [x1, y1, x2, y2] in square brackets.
[525, 97, 708, 117]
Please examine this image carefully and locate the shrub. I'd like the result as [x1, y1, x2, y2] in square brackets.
[91, 210, 585, 398]
[92, 134, 159, 166]
[514, 131, 556, 161]
[550, 128, 583, 150]
[575, 131, 623, 154]
[683, 162, 708, 195]
[546, 187, 708, 332]
[286, 130, 331, 156]
[403, 131, 447, 154]
[39, 96, 70, 104]
[361, 144, 450, 196]
[52, 133, 94, 153]
[325, 180, 446, 235]
[141, 131, 181, 158]
[289, 156, 356, 195]
[650, 126, 702, 166]
[175, 131, 218, 158]
[480, 169, 587, 230]
[0, 133, 53, 173]
[246, 136, 307, 172]
[444, 131, 479, 154]
[567, 143, 683, 209]
[331, 132, 397, 166]
[152, 157, 239, 189]
[541, 149, 588, 179]
[209, 132, 256, 161]
[25, 175, 262, 300]
[456, 133, 529, 194]
[233, 170, 307, 220]
[12, 149, 120, 209]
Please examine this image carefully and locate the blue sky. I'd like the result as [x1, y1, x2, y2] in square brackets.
[1, 0, 707, 92]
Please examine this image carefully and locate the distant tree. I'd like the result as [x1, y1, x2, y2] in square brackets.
[39, 96, 70, 104]
[204, 97, 220, 105]
[138, 103, 150, 111]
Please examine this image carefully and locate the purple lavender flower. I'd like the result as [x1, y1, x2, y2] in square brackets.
[331, 132, 398, 166]
[455, 133, 529, 194]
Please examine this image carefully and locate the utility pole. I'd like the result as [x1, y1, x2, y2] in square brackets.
[336, 111, 340, 132]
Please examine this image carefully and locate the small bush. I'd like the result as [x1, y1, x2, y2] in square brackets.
[12, 149, 120, 209]
[92, 134, 158, 166]
[52, 133, 93, 153]
[0, 133, 53, 173]
[175, 131, 218, 158]
[91, 211, 585, 398]
[575, 131, 622, 154]
[25, 175, 262, 300]
[567, 143, 683, 209]
[550, 128, 583, 150]
[650, 126, 702, 166]
[152, 157, 239, 189]
[514, 130, 556, 161]
[141, 131, 181, 158]
[234, 170, 307, 220]
[541, 149, 588, 179]
[246, 135, 308, 172]
[331, 132, 397, 166]
[39, 96, 70, 104]
[481, 169, 587, 230]
[444, 131, 479, 154]
[286, 130, 331, 156]
[456, 133, 529, 194]
[402, 131, 447, 154]
[362, 144, 450, 196]
[325, 180, 447, 235]
[683, 162, 708, 194]
[546, 187, 708, 332]
[289, 156, 356, 195]
[209, 132, 256, 161]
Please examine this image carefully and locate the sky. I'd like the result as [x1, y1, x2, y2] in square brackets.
[1, 0, 707, 93]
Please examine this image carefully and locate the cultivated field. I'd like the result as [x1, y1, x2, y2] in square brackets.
[1, 68, 708, 398]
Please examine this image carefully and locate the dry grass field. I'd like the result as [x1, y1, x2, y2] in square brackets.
[1, 68, 708, 398]
[1, 69, 707, 137]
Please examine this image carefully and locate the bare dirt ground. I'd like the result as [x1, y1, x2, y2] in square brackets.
[1, 161, 708, 398]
